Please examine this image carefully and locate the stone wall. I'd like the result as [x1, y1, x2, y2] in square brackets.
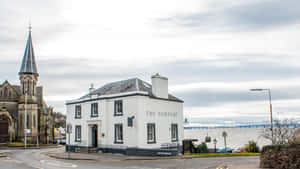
[260, 144, 300, 169]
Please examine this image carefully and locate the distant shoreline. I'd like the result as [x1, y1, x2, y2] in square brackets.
[184, 123, 300, 129]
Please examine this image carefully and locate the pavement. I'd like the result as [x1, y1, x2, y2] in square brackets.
[0, 144, 62, 150]
[46, 148, 260, 162]
[0, 147, 262, 169]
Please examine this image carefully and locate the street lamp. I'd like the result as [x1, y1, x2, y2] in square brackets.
[250, 88, 273, 144]
[213, 138, 217, 153]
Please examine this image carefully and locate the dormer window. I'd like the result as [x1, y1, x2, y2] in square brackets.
[114, 100, 123, 116]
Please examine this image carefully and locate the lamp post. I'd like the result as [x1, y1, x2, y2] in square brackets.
[213, 138, 217, 153]
[250, 88, 273, 144]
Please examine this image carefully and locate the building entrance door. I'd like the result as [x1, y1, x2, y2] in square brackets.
[91, 125, 98, 147]
[0, 115, 9, 142]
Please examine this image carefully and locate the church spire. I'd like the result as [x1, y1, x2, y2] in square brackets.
[19, 24, 38, 75]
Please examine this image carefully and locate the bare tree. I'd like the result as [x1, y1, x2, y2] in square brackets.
[261, 118, 297, 145]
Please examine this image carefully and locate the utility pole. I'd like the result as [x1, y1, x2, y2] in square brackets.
[268, 89, 273, 144]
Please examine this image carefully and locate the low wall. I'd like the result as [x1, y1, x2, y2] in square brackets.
[260, 144, 300, 169]
[66, 145, 181, 156]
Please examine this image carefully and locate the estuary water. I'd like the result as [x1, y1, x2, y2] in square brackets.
[184, 127, 272, 150]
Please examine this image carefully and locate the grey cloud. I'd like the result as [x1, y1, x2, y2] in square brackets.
[0, 0, 72, 52]
[174, 87, 300, 107]
[158, 0, 300, 31]
[2, 53, 300, 114]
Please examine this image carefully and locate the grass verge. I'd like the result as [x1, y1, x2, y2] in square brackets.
[8, 142, 35, 147]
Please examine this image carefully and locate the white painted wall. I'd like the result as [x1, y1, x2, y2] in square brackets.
[137, 96, 183, 149]
[66, 92, 183, 150]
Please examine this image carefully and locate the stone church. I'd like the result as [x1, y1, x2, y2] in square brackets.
[0, 28, 54, 144]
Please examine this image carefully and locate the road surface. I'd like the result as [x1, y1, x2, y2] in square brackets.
[0, 148, 259, 169]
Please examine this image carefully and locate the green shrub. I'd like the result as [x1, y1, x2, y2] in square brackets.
[244, 140, 259, 153]
[197, 142, 209, 153]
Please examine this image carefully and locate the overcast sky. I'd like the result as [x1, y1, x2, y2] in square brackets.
[1, 0, 300, 123]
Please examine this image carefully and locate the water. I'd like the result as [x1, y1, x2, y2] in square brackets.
[184, 127, 272, 150]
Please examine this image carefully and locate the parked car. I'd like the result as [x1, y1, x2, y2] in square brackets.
[233, 147, 243, 153]
[57, 139, 66, 145]
[217, 148, 233, 153]
[55, 137, 66, 145]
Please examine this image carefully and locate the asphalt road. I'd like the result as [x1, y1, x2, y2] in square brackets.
[0, 148, 259, 169]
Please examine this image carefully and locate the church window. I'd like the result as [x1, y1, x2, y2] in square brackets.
[4, 87, 8, 97]
[33, 114, 36, 128]
[27, 80, 30, 94]
[32, 83, 35, 95]
[20, 114, 23, 129]
[26, 114, 29, 128]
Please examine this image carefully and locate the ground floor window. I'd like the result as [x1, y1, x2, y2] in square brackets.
[147, 123, 156, 144]
[114, 124, 123, 143]
[75, 125, 81, 142]
[171, 124, 178, 141]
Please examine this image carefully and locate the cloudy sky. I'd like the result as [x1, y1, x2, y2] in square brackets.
[1, 0, 300, 123]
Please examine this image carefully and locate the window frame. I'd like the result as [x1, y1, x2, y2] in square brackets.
[114, 124, 123, 144]
[147, 123, 156, 144]
[171, 123, 178, 142]
[91, 103, 98, 117]
[75, 125, 81, 142]
[75, 105, 81, 119]
[114, 100, 123, 116]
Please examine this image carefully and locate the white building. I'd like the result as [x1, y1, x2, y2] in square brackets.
[66, 74, 184, 156]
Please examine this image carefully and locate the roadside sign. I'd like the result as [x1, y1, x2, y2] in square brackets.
[67, 124, 72, 134]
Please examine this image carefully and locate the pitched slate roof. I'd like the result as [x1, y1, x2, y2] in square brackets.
[80, 78, 183, 102]
[19, 29, 38, 75]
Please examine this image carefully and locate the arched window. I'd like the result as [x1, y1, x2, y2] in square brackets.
[32, 82, 35, 95]
[26, 114, 29, 128]
[22, 83, 25, 94]
[33, 114, 36, 128]
[27, 80, 30, 94]
[4, 88, 8, 97]
[20, 114, 23, 129]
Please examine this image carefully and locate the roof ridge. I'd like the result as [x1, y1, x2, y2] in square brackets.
[95, 77, 140, 90]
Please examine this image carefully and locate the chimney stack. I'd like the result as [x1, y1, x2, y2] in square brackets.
[89, 83, 95, 93]
[151, 73, 168, 99]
